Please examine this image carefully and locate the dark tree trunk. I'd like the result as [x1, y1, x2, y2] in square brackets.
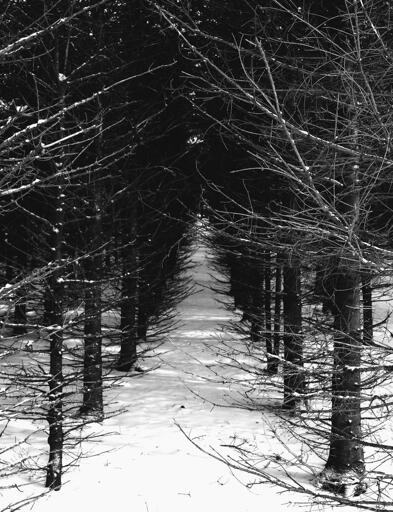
[117, 265, 138, 371]
[12, 255, 27, 335]
[230, 255, 247, 311]
[80, 257, 103, 418]
[46, 54, 67, 488]
[322, 270, 365, 494]
[250, 264, 264, 344]
[271, 261, 282, 375]
[264, 251, 274, 372]
[117, 208, 138, 371]
[45, 273, 64, 490]
[321, 64, 365, 492]
[282, 262, 303, 410]
[137, 284, 148, 342]
[81, 91, 104, 417]
[361, 273, 373, 345]
[45, 177, 65, 491]
[232, 255, 253, 322]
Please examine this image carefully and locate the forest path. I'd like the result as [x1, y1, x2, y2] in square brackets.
[12, 241, 291, 512]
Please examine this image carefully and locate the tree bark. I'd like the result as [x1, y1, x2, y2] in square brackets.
[250, 263, 264, 344]
[45, 40, 67, 488]
[322, 269, 365, 493]
[361, 273, 373, 345]
[80, 256, 103, 418]
[45, 273, 64, 490]
[137, 282, 148, 342]
[282, 261, 303, 410]
[117, 266, 138, 370]
[45, 181, 65, 490]
[271, 261, 282, 375]
[117, 210, 138, 371]
[264, 251, 275, 372]
[321, 32, 365, 490]
[81, 81, 104, 417]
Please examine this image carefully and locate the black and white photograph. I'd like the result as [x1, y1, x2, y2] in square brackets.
[0, 1, 392, 510]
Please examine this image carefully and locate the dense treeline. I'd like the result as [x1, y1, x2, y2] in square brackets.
[0, 0, 199, 493]
[151, 0, 393, 506]
[3, 0, 393, 510]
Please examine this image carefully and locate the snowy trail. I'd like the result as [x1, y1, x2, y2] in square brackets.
[3, 243, 296, 512]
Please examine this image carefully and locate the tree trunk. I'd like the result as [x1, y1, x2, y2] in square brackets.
[361, 273, 373, 345]
[45, 273, 64, 490]
[271, 261, 282, 375]
[250, 263, 264, 344]
[46, 48, 67, 488]
[137, 282, 148, 342]
[321, 270, 365, 494]
[81, 86, 104, 417]
[321, 37, 365, 492]
[230, 255, 246, 311]
[118, 265, 138, 371]
[117, 209, 138, 371]
[45, 182, 65, 489]
[234, 256, 253, 322]
[80, 257, 103, 418]
[264, 251, 274, 372]
[282, 261, 303, 410]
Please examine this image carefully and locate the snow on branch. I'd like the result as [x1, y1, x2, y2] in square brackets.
[0, 0, 111, 58]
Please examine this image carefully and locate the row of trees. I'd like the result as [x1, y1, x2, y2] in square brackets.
[151, 0, 393, 506]
[5, 0, 393, 510]
[0, 0, 199, 495]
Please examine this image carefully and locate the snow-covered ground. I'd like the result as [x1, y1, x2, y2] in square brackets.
[5, 241, 392, 512]
[0, 243, 304, 512]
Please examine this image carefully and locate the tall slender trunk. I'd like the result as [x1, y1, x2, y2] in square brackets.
[322, 169, 365, 493]
[321, 27, 365, 492]
[234, 251, 254, 323]
[282, 261, 303, 410]
[361, 273, 373, 345]
[117, 209, 138, 371]
[118, 262, 138, 370]
[46, 39, 68, 488]
[264, 251, 274, 372]
[322, 270, 364, 492]
[230, 254, 246, 311]
[81, 255, 103, 418]
[271, 261, 282, 375]
[250, 263, 264, 344]
[137, 279, 148, 341]
[81, 89, 104, 417]
[45, 182, 65, 490]
[45, 272, 64, 490]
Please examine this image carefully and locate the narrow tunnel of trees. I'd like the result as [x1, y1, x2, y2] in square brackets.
[2, 0, 393, 509]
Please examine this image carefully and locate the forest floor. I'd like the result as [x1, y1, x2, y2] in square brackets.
[0, 241, 382, 512]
